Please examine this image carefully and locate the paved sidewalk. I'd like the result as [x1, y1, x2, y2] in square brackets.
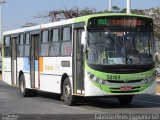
[156, 79, 160, 95]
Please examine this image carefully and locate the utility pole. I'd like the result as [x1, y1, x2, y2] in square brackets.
[127, 0, 131, 14]
[0, 0, 5, 42]
[109, 0, 112, 11]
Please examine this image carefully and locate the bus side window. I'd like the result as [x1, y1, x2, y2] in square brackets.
[18, 34, 24, 57]
[24, 33, 30, 57]
[49, 29, 60, 56]
[61, 27, 72, 56]
[40, 30, 49, 56]
[4, 36, 11, 57]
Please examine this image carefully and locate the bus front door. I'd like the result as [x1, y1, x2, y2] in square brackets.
[73, 28, 85, 94]
[30, 34, 40, 88]
[11, 37, 18, 85]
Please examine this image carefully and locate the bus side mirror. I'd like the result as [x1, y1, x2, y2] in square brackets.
[81, 31, 86, 45]
[81, 31, 87, 53]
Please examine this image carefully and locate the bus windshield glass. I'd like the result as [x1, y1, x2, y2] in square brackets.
[87, 31, 154, 65]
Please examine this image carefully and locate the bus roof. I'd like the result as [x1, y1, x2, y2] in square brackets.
[3, 13, 152, 36]
[74, 13, 152, 23]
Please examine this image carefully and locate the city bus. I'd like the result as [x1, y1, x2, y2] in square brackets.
[2, 13, 156, 105]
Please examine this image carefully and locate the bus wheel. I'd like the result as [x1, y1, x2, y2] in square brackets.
[19, 74, 30, 97]
[118, 95, 133, 105]
[62, 78, 75, 106]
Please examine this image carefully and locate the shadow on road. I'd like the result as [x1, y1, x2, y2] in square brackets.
[35, 91, 160, 109]
[37, 91, 62, 101]
[1, 80, 160, 109]
[75, 97, 160, 109]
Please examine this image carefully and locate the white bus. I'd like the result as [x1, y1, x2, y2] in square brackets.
[2, 13, 156, 105]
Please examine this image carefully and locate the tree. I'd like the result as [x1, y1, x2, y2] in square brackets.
[33, 6, 160, 41]
[34, 6, 96, 22]
[120, 8, 127, 13]
[131, 9, 145, 15]
[97, 9, 112, 14]
[112, 6, 120, 13]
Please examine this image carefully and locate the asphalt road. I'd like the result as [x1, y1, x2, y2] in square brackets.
[0, 80, 160, 120]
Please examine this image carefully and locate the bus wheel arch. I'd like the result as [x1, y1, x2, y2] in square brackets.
[18, 71, 37, 97]
[18, 70, 24, 85]
[61, 73, 75, 106]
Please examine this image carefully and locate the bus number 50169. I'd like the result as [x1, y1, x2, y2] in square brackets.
[107, 75, 120, 80]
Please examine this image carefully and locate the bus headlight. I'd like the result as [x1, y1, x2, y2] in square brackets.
[102, 80, 108, 85]
[89, 74, 94, 80]
[142, 79, 150, 84]
[88, 72, 108, 85]
[142, 75, 155, 84]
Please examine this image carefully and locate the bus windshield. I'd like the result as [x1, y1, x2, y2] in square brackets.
[87, 30, 154, 65]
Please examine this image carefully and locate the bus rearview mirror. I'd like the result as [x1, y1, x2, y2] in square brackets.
[81, 31, 86, 45]
[81, 31, 87, 53]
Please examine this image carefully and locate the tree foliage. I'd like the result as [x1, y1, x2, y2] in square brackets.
[33, 6, 160, 40]
[112, 6, 120, 12]
[34, 6, 96, 22]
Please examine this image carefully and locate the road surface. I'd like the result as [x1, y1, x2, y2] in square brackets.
[0, 80, 160, 120]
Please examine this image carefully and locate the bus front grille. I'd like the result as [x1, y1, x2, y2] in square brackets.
[107, 79, 143, 83]
[109, 86, 141, 93]
[110, 90, 140, 93]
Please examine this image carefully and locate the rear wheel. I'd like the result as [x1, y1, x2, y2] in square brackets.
[19, 74, 30, 97]
[62, 78, 75, 106]
[118, 95, 133, 105]
[19, 74, 37, 97]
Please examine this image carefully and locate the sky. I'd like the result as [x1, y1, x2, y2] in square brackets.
[2, 0, 160, 32]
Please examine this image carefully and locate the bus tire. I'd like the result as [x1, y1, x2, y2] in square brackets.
[62, 78, 75, 106]
[118, 95, 133, 105]
[19, 74, 31, 97]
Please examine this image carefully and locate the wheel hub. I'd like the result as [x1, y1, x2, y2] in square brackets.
[64, 85, 70, 100]
[20, 80, 25, 93]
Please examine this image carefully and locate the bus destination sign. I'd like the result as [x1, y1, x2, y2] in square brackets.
[96, 18, 146, 27]
[88, 16, 153, 29]
[108, 19, 144, 27]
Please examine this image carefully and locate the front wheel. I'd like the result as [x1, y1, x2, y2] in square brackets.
[118, 95, 133, 105]
[62, 78, 75, 106]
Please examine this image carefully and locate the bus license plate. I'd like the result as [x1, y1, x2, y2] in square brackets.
[120, 86, 132, 91]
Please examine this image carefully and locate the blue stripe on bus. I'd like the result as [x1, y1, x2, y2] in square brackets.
[35, 60, 38, 71]
[23, 58, 38, 71]
[23, 58, 30, 71]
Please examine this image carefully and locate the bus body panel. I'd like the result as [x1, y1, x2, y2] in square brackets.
[39, 57, 72, 76]
[39, 75, 61, 93]
[39, 57, 72, 93]
[84, 71, 104, 96]
[84, 63, 156, 96]
[23, 72, 31, 89]
[17, 57, 31, 88]
[84, 78, 156, 96]
[3, 58, 11, 85]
